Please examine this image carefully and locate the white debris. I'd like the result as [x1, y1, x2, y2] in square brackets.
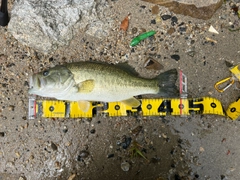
[208, 25, 219, 34]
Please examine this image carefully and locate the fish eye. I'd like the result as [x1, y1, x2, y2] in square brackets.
[43, 70, 49, 76]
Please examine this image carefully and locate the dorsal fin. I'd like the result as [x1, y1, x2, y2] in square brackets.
[115, 62, 139, 76]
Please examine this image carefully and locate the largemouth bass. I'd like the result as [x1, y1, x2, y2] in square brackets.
[29, 62, 178, 111]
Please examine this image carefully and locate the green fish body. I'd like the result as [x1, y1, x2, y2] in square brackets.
[29, 62, 178, 111]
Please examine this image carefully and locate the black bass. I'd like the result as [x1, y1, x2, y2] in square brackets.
[29, 62, 178, 111]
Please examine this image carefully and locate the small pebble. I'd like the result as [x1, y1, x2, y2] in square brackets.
[179, 27, 187, 32]
[155, 15, 161, 23]
[121, 136, 132, 149]
[0, 132, 5, 137]
[90, 129, 96, 134]
[219, 15, 227, 19]
[68, 174, 76, 180]
[24, 81, 29, 86]
[19, 177, 26, 180]
[195, 174, 199, 178]
[208, 25, 219, 34]
[236, 81, 240, 90]
[166, 137, 170, 142]
[132, 27, 138, 34]
[140, 5, 146, 9]
[175, 174, 181, 180]
[139, 28, 146, 33]
[54, 161, 61, 169]
[6, 63, 15, 68]
[150, 47, 155, 51]
[151, 19, 156, 24]
[187, 51, 196, 57]
[144, 57, 164, 70]
[6, 161, 14, 168]
[225, 61, 233, 67]
[131, 126, 143, 136]
[77, 150, 89, 160]
[161, 14, 172, 20]
[49, 57, 54, 62]
[167, 28, 176, 35]
[152, 5, 159, 14]
[221, 175, 227, 180]
[121, 161, 130, 171]
[171, 16, 178, 23]
[51, 142, 58, 151]
[150, 157, 160, 163]
[107, 154, 114, 158]
[116, 140, 122, 146]
[171, 54, 180, 61]
[231, 4, 238, 14]
[63, 126, 68, 133]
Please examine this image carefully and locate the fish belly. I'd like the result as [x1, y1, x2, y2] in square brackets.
[64, 82, 157, 102]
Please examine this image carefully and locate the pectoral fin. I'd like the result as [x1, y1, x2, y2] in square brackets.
[121, 97, 141, 107]
[77, 100, 91, 112]
[78, 79, 95, 93]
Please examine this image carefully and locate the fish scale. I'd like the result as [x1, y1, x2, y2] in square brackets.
[67, 62, 158, 101]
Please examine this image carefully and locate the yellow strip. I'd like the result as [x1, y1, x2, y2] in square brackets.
[33, 96, 236, 119]
[141, 97, 225, 117]
[101, 102, 138, 117]
[230, 64, 240, 81]
[201, 97, 225, 116]
[38, 101, 66, 118]
[226, 97, 240, 120]
[142, 98, 166, 116]
[69, 101, 94, 118]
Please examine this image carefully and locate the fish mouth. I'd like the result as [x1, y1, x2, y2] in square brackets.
[29, 75, 33, 89]
[28, 75, 45, 94]
[28, 75, 35, 94]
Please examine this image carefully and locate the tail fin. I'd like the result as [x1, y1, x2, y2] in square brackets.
[156, 69, 179, 97]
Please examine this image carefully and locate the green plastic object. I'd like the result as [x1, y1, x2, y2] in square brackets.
[130, 30, 156, 47]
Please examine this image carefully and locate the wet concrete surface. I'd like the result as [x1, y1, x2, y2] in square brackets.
[0, 0, 240, 179]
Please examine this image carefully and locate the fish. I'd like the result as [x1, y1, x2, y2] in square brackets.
[29, 61, 178, 112]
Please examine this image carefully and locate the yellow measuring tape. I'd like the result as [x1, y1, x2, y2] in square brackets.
[226, 97, 240, 120]
[28, 96, 240, 120]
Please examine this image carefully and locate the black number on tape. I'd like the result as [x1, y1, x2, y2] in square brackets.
[189, 99, 204, 114]
[158, 100, 173, 114]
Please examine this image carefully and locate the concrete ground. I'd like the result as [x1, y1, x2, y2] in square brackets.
[0, 0, 240, 179]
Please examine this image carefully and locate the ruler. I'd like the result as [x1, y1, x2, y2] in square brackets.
[28, 96, 240, 120]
